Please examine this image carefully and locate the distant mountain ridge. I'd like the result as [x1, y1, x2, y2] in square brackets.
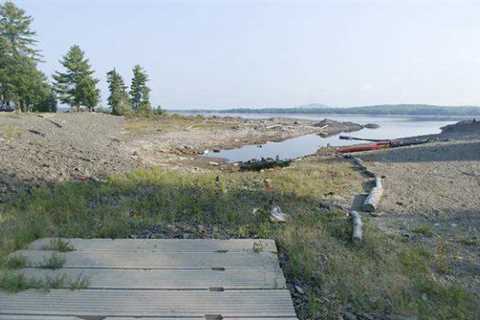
[176, 104, 480, 116]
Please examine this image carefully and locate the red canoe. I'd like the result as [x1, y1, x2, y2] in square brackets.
[336, 142, 390, 154]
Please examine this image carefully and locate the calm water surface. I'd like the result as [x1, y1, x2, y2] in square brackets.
[183, 112, 464, 162]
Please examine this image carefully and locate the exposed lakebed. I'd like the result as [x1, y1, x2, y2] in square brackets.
[203, 114, 461, 162]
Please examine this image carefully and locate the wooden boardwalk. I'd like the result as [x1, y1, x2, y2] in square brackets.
[1, 238, 297, 319]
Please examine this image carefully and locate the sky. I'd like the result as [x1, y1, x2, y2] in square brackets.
[14, 0, 480, 109]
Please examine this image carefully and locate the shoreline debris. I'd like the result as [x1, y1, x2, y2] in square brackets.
[336, 135, 430, 154]
[239, 157, 292, 171]
[270, 205, 288, 223]
[363, 176, 384, 213]
[350, 210, 363, 242]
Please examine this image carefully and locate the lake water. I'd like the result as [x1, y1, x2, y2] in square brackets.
[184, 112, 464, 162]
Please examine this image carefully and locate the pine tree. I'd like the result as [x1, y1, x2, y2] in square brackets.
[0, 1, 40, 60]
[129, 65, 151, 113]
[53, 45, 99, 112]
[0, 1, 54, 112]
[107, 68, 131, 115]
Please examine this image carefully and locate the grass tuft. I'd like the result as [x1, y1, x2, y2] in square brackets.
[69, 274, 90, 290]
[0, 271, 43, 292]
[412, 225, 434, 237]
[4, 255, 27, 269]
[37, 253, 65, 269]
[43, 239, 75, 252]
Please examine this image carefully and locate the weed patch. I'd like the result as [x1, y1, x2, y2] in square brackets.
[3, 255, 27, 269]
[43, 239, 75, 252]
[38, 253, 65, 269]
[412, 225, 434, 237]
[0, 271, 43, 292]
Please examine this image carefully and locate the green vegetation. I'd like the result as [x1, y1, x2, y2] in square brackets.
[0, 271, 89, 292]
[4, 255, 26, 269]
[129, 64, 152, 113]
[43, 239, 75, 252]
[107, 68, 131, 115]
[53, 45, 100, 112]
[68, 274, 90, 290]
[458, 237, 479, 246]
[37, 253, 65, 269]
[0, 158, 477, 318]
[106, 65, 156, 116]
[0, 1, 57, 112]
[412, 225, 434, 237]
[0, 271, 43, 292]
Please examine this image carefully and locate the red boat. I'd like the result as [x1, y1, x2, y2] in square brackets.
[336, 142, 390, 154]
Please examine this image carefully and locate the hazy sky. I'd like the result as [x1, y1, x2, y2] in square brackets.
[15, 0, 480, 109]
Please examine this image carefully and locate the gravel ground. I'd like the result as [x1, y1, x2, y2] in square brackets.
[357, 139, 480, 296]
[359, 140, 480, 216]
[0, 113, 138, 200]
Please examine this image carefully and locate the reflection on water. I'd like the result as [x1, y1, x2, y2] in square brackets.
[192, 113, 462, 162]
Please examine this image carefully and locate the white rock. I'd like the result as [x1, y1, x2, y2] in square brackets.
[270, 205, 288, 223]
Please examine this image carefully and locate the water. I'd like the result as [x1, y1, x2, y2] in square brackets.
[186, 112, 463, 162]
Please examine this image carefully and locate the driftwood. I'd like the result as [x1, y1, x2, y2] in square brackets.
[350, 210, 363, 242]
[239, 158, 292, 171]
[363, 177, 384, 212]
[46, 119, 63, 128]
[351, 157, 376, 177]
[28, 129, 45, 137]
[266, 124, 282, 130]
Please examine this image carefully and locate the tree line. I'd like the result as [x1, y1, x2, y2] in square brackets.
[0, 1, 157, 115]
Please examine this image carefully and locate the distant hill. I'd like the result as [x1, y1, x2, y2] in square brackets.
[178, 104, 480, 116]
[298, 103, 330, 109]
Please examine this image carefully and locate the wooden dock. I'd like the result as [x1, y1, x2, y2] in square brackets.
[0, 238, 297, 319]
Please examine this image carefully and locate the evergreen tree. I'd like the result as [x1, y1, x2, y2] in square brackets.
[129, 65, 151, 113]
[11, 56, 50, 111]
[0, 1, 55, 112]
[53, 45, 99, 111]
[107, 68, 131, 115]
[0, 1, 40, 60]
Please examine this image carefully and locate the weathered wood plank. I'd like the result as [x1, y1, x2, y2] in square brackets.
[0, 289, 296, 317]
[18, 268, 286, 289]
[12, 250, 280, 270]
[27, 238, 277, 253]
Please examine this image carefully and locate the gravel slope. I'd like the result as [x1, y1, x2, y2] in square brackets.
[0, 113, 137, 200]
